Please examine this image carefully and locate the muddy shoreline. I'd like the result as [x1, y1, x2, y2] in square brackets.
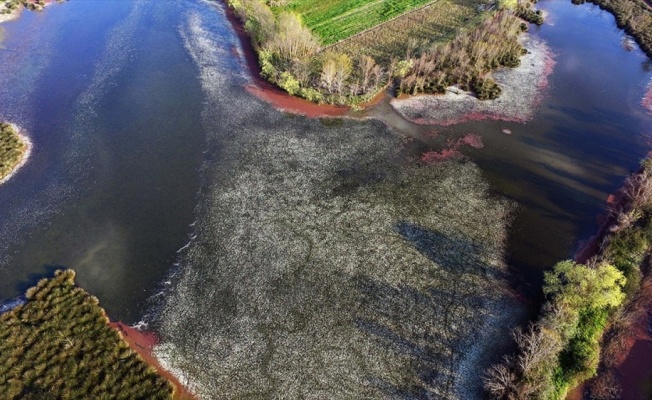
[220, 2, 350, 118]
[111, 322, 197, 400]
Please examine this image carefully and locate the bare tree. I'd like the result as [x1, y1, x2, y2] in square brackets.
[483, 362, 518, 399]
[359, 55, 376, 93]
[320, 59, 337, 94]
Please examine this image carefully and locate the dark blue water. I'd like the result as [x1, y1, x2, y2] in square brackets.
[0, 0, 206, 323]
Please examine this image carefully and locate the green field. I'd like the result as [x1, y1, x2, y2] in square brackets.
[275, 0, 437, 44]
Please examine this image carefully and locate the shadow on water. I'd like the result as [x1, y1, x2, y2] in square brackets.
[15, 265, 65, 294]
[394, 221, 508, 280]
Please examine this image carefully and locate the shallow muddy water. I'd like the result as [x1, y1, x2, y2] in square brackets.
[0, 0, 650, 397]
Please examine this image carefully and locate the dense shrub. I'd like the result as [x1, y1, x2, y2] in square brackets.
[0, 122, 28, 182]
[0, 270, 174, 399]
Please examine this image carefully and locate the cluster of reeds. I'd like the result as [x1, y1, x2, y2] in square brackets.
[0, 269, 174, 399]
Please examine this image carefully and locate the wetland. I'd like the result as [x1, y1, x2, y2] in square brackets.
[0, 0, 651, 398]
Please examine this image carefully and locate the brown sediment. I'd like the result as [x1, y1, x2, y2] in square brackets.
[110, 322, 197, 400]
[616, 323, 652, 400]
[221, 2, 350, 118]
[244, 84, 350, 118]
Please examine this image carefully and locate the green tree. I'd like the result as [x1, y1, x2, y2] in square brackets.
[544, 260, 626, 311]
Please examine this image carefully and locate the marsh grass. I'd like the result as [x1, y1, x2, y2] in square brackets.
[0, 123, 27, 182]
[0, 270, 174, 400]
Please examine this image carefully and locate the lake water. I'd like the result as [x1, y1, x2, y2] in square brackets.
[0, 0, 650, 393]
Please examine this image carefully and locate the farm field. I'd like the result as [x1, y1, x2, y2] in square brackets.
[274, 0, 439, 44]
[328, 0, 485, 61]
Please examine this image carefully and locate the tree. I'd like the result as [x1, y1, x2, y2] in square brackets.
[543, 261, 626, 311]
[359, 55, 376, 93]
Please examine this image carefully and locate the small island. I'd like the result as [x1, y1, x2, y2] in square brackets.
[0, 122, 30, 184]
[1, 0, 62, 23]
[0, 270, 176, 399]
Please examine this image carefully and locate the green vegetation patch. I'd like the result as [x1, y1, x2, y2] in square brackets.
[0, 270, 174, 399]
[0, 123, 27, 182]
[274, 0, 436, 45]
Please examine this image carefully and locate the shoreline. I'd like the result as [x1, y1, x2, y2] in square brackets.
[0, 0, 58, 25]
[220, 2, 350, 118]
[0, 123, 32, 186]
[110, 322, 198, 400]
[0, 7, 21, 24]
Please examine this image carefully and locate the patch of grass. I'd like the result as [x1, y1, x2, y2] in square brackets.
[0, 123, 27, 181]
[0, 270, 174, 400]
[275, 0, 437, 45]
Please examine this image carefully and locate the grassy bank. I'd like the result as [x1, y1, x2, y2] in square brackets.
[484, 159, 652, 400]
[0, 270, 174, 399]
[0, 123, 28, 182]
[571, 0, 652, 58]
[224, 0, 542, 105]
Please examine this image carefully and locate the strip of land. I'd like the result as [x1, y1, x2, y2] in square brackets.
[224, 0, 543, 105]
[0, 122, 31, 185]
[485, 158, 652, 400]
[572, 0, 652, 58]
[390, 34, 555, 125]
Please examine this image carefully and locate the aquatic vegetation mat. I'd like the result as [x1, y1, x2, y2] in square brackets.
[0, 270, 173, 399]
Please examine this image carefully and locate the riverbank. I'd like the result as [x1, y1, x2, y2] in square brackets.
[0, 123, 32, 185]
[390, 34, 555, 125]
[487, 158, 652, 400]
[111, 322, 197, 400]
[220, 1, 351, 118]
